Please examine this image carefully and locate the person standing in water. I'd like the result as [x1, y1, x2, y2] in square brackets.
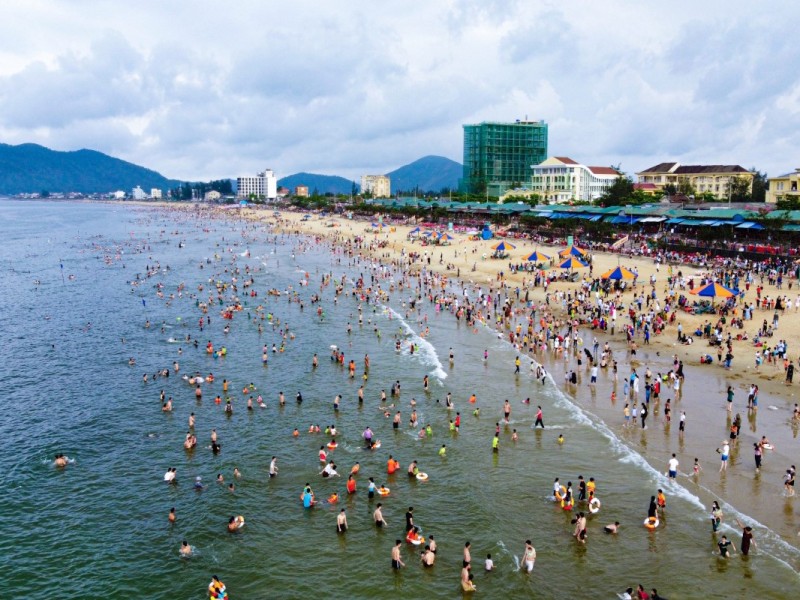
[534, 406, 544, 428]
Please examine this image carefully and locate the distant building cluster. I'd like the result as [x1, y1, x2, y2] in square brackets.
[237, 168, 277, 200]
[455, 117, 791, 205]
[360, 174, 391, 198]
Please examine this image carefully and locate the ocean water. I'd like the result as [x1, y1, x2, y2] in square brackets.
[1, 200, 798, 599]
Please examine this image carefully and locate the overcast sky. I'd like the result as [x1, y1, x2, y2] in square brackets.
[0, 1, 798, 182]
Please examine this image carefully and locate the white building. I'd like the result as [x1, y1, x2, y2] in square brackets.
[112, 190, 125, 200]
[530, 157, 621, 203]
[131, 186, 147, 200]
[360, 175, 391, 198]
[150, 188, 162, 199]
[237, 168, 278, 200]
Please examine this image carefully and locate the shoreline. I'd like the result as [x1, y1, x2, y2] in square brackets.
[265, 209, 800, 550]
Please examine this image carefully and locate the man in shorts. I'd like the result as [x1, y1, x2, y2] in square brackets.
[667, 454, 679, 479]
[523, 540, 536, 572]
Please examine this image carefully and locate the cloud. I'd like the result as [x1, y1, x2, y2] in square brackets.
[0, 1, 798, 181]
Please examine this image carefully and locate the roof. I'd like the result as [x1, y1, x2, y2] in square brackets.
[637, 163, 749, 175]
[588, 166, 620, 176]
[553, 156, 579, 165]
[639, 162, 678, 173]
[673, 165, 749, 175]
[634, 183, 658, 190]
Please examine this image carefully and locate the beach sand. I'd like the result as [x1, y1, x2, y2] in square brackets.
[261, 209, 800, 542]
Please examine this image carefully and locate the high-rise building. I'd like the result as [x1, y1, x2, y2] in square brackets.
[460, 120, 548, 196]
[360, 175, 391, 198]
[237, 168, 278, 200]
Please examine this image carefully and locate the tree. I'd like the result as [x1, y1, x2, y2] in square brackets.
[749, 168, 768, 203]
[729, 175, 751, 203]
[677, 177, 695, 198]
[597, 176, 635, 206]
[663, 184, 678, 196]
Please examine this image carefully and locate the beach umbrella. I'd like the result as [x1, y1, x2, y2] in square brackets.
[438, 232, 454, 241]
[421, 230, 434, 237]
[409, 226, 421, 236]
[492, 241, 516, 252]
[558, 245, 588, 258]
[558, 256, 589, 269]
[689, 282, 735, 299]
[525, 250, 551, 262]
[371, 222, 382, 228]
[600, 266, 636, 280]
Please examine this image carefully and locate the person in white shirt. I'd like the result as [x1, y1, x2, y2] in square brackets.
[667, 454, 679, 479]
[484, 554, 494, 571]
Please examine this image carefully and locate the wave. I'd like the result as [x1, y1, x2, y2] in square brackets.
[384, 306, 447, 381]
[485, 321, 800, 572]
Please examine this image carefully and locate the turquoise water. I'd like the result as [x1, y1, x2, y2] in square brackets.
[2, 200, 798, 599]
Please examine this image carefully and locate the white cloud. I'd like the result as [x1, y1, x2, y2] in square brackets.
[0, 0, 798, 181]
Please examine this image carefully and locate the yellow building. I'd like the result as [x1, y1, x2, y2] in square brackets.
[636, 163, 753, 200]
[766, 168, 800, 203]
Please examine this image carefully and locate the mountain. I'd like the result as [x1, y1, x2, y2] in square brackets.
[386, 155, 461, 193]
[278, 172, 356, 196]
[0, 143, 183, 194]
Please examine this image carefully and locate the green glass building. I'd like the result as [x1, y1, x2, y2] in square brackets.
[459, 120, 548, 196]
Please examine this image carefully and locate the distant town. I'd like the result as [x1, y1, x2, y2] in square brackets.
[6, 118, 799, 209]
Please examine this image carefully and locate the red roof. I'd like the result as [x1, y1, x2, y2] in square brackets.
[634, 183, 657, 190]
[554, 156, 579, 165]
[588, 166, 620, 175]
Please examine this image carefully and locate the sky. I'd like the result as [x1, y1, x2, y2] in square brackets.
[0, 0, 798, 182]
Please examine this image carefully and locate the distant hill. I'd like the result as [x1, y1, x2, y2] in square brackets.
[0, 143, 183, 194]
[278, 156, 463, 196]
[386, 155, 461, 193]
[278, 172, 356, 196]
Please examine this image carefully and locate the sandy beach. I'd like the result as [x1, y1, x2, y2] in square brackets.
[261, 208, 800, 542]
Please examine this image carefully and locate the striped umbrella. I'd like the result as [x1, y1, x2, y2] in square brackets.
[558, 256, 589, 269]
[689, 282, 735, 299]
[600, 266, 636, 280]
[525, 250, 551, 262]
[558, 245, 588, 258]
[492, 241, 517, 252]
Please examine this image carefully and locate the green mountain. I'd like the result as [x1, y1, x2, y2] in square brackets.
[386, 155, 461, 193]
[0, 143, 183, 194]
[278, 155, 463, 196]
[277, 172, 357, 196]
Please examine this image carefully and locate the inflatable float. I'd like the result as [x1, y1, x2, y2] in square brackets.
[377, 486, 391, 496]
[644, 516, 660, 530]
[416, 472, 429, 481]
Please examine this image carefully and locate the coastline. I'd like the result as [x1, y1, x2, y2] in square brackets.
[265, 208, 800, 549]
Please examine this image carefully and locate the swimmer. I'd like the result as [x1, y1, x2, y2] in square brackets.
[168, 507, 176, 523]
[374, 503, 387, 527]
[180, 540, 192, 557]
[603, 521, 620, 534]
[336, 509, 348, 533]
[557, 434, 564, 444]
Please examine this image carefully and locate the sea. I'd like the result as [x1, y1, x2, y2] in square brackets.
[1, 199, 798, 599]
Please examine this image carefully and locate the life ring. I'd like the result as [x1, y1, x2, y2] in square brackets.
[408, 535, 425, 546]
[589, 498, 601, 514]
[235, 515, 245, 529]
[328, 494, 339, 504]
[372, 441, 381, 449]
[327, 442, 338, 450]
[644, 517, 659, 530]
[762, 443, 774, 451]
[561, 499, 573, 511]
[377, 487, 390, 496]
[416, 472, 429, 481]
[554, 486, 566, 502]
